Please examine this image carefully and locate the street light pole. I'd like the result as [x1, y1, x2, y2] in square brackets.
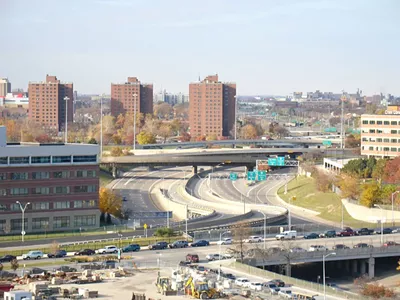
[258, 210, 267, 250]
[16, 201, 30, 242]
[374, 204, 384, 244]
[391, 191, 399, 226]
[234, 95, 237, 145]
[133, 93, 137, 151]
[100, 96, 103, 158]
[323, 252, 336, 300]
[64, 96, 70, 143]
[219, 231, 230, 280]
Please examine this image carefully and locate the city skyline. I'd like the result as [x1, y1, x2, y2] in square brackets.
[1, 0, 400, 95]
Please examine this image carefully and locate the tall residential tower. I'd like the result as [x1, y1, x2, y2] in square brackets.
[189, 75, 236, 138]
[0, 78, 11, 97]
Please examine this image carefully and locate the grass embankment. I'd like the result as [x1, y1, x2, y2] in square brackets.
[0, 236, 188, 257]
[277, 176, 374, 228]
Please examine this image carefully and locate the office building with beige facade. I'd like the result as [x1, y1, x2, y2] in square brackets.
[0, 126, 100, 234]
[361, 105, 400, 158]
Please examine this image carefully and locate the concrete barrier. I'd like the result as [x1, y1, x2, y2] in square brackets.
[343, 199, 400, 223]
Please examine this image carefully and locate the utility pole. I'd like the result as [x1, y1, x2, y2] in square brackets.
[340, 92, 346, 149]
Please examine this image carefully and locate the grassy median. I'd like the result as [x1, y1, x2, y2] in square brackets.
[277, 176, 376, 228]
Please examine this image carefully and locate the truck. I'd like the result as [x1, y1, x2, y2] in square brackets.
[275, 230, 297, 240]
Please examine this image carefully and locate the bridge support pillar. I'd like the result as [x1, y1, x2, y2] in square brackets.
[148, 166, 154, 171]
[112, 165, 118, 179]
[345, 260, 350, 273]
[285, 263, 291, 277]
[192, 165, 198, 174]
[351, 260, 358, 275]
[368, 257, 375, 279]
[360, 259, 367, 276]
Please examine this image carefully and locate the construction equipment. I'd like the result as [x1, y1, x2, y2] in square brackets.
[184, 276, 220, 299]
[156, 272, 175, 295]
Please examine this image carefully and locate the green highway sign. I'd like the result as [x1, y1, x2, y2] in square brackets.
[247, 171, 256, 181]
[257, 171, 267, 181]
[277, 157, 285, 166]
[322, 140, 332, 146]
[268, 157, 285, 166]
[267, 158, 277, 166]
[229, 172, 238, 181]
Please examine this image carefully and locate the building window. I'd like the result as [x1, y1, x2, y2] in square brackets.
[0, 157, 7, 165]
[76, 170, 97, 178]
[54, 216, 70, 228]
[32, 187, 50, 195]
[369, 146, 374, 151]
[0, 173, 6, 180]
[391, 130, 397, 134]
[384, 138, 389, 143]
[0, 189, 6, 196]
[53, 156, 71, 163]
[32, 202, 49, 210]
[32, 172, 49, 179]
[11, 219, 27, 231]
[391, 121, 397, 125]
[10, 188, 28, 195]
[369, 129, 375, 133]
[362, 120, 368, 125]
[0, 220, 6, 232]
[377, 121, 382, 125]
[74, 185, 97, 193]
[31, 156, 51, 164]
[369, 120, 375, 125]
[32, 218, 49, 230]
[53, 171, 69, 178]
[54, 186, 70, 194]
[73, 155, 97, 163]
[74, 200, 97, 208]
[384, 147, 390, 151]
[54, 201, 70, 209]
[391, 139, 397, 143]
[384, 121, 390, 125]
[74, 215, 96, 227]
[9, 157, 29, 164]
[11, 172, 28, 180]
[391, 148, 397, 152]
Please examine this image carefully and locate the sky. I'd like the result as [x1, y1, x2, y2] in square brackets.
[1, 0, 399, 96]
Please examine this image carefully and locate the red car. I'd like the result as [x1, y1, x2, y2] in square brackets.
[383, 241, 399, 247]
[338, 227, 354, 237]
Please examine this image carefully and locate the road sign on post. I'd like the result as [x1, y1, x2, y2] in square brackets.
[277, 157, 285, 166]
[229, 173, 238, 181]
[257, 171, 267, 181]
[247, 171, 256, 181]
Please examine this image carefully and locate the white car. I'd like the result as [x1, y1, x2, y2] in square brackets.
[243, 236, 262, 243]
[248, 282, 263, 291]
[308, 245, 328, 252]
[217, 238, 232, 245]
[290, 247, 307, 253]
[278, 289, 293, 299]
[276, 230, 297, 240]
[96, 245, 119, 254]
[206, 254, 223, 261]
[235, 278, 250, 287]
[22, 251, 43, 260]
[222, 252, 234, 259]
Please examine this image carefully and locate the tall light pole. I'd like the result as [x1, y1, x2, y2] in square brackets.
[340, 93, 346, 149]
[323, 252, 336, 300]
[218, 231, 230, 280]
[258, 210, 267, 250]
[100, 96, 103, 157]
[209, 162, 224, 192]
[288, 196, 295, 230]
[185, 204, 188, 241]
[391, 191, 399, 226]
[64, 96, 70, 143]
[374, 204, 384, 244]
[133, 93, 137, 151]
[16, 201, 30, 242]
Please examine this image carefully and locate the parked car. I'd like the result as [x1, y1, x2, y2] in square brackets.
[383, 241, 400, 247]
[270, 279, 285, 287]
[102, 260, 117, 269]
[206, 254, 223, 261]
[249, 282, 263, 291]
[0, 255, 16, 263]
[338, 227, 354, 237]
[168, 240, 188, 249]
[122, 244, 140, 252]
[319, 230, 336, 238]
[290, 247, 307, 253]
[275, 231, 297, 240]
[186, 254, 199, 263]
[308, 245, 327, 252]
[332, 244, 350, 250]
[96, 245, 118, 254]
[304, 233, 319, 239]
[243, 236, 262, 243]
[353, 243, 373, 249]
[148, 242, 168, 250]
[235, 278, 250, 287]
[47, 250, 67, 258]
[222, 273, 236, 280]
[375, 228, 393, 235]
[217, 238, 232, 245]
[190, 240, 210, 247]
[263, 283, 280, 294]
[278, 289, 293, 299]
[356, 228, 373, 236]
[74, 249, 95, 256]
[54, 266, 77, 273]
[22, 251, 43, 260]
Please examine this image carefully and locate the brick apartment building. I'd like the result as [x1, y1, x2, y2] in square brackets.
[110, 77, 153, 117]
[361, 105, 400, 158]
[0, 126, 100, 234]
[28, 75, 73, 131]
[189, 75, 236, 138]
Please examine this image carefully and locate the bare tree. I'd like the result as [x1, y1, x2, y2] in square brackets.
[226, 224, 252, 262]
[48, 241, 59, 255]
